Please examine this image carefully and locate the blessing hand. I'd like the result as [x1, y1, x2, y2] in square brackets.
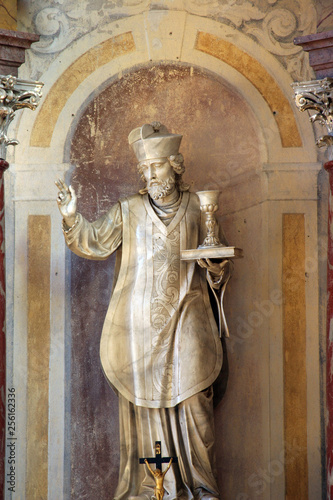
[55, 178, 77, 227]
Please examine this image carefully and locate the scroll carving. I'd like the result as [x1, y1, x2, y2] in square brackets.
[27, 0, 316, 81]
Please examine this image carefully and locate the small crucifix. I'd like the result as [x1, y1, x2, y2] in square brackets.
[140, 441, 178, 500]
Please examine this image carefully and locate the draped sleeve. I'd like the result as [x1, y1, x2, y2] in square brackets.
[63, 202, 122, 260]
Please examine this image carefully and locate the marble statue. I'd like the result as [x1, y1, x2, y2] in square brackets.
[56, 122, 231, 500]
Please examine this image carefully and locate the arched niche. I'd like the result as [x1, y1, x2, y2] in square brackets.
[68, 62, 262, 498]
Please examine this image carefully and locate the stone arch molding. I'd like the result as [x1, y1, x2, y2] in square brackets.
[14, 11, 317, 167]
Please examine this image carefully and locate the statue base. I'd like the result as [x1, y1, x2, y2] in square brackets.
[181, 246, 243, 261]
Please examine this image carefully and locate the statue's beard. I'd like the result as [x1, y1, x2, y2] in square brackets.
[148, 176, 176, 201]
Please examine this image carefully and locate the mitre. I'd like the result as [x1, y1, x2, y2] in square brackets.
[128, 122, 182, 162]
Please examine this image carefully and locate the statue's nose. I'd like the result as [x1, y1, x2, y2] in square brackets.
[147, 165, 156, 180]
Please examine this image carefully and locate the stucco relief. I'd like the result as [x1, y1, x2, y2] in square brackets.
[19, 0, 317, 81]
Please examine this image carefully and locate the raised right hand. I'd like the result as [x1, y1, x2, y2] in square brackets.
[55, 178, 77, 227]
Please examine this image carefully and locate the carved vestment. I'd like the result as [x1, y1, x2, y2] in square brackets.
[64, 191, 223, 408]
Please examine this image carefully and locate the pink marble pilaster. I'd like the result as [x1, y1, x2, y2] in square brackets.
[0, 27, 40, 499]
[0, 158, 9, 497]
[294, 31, 333, 79]
[325, 160, 333, 499]
[292, 32, 333, 498]
[0, 29, 39, 76]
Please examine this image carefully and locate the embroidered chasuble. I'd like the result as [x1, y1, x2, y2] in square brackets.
[64, 191, 222, 408]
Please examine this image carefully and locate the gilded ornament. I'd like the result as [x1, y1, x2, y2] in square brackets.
[0, 75, 43, 158]
[292, 77, 333, 148]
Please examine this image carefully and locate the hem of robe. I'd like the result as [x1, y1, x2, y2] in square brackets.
[113, 391, 220, 500]
[101, 360, 223, 408]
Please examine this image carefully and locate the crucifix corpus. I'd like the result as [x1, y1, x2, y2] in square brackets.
[56, 122, 242, 499]
[140, 441, 177, 500]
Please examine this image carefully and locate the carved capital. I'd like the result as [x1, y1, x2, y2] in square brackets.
[291, 77, 333, 148]
[0, 74, 43, 158]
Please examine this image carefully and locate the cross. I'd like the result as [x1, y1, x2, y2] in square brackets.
[139, 441, 178, 470]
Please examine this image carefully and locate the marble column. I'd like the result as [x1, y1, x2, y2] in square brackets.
[0, 74, 43, 496]
[292, 77, 333, 497]
[325, 158, 333, 500]
[0, 157, 9, 496]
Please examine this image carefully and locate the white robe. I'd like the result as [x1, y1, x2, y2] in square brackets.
[64, 191, 223, 498]
[65, 191, 223, 408]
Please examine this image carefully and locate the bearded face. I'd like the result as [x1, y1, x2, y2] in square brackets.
[147, 175, 176, 200]
[138, 158, 177, 200]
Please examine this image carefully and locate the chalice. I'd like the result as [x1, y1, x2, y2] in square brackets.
[180, 189, 243, 339]
[180, 190, 243, 261]
[197, 190, 223, 248]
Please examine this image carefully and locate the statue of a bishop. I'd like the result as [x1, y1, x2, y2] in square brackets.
[56, 122, 230, 500]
